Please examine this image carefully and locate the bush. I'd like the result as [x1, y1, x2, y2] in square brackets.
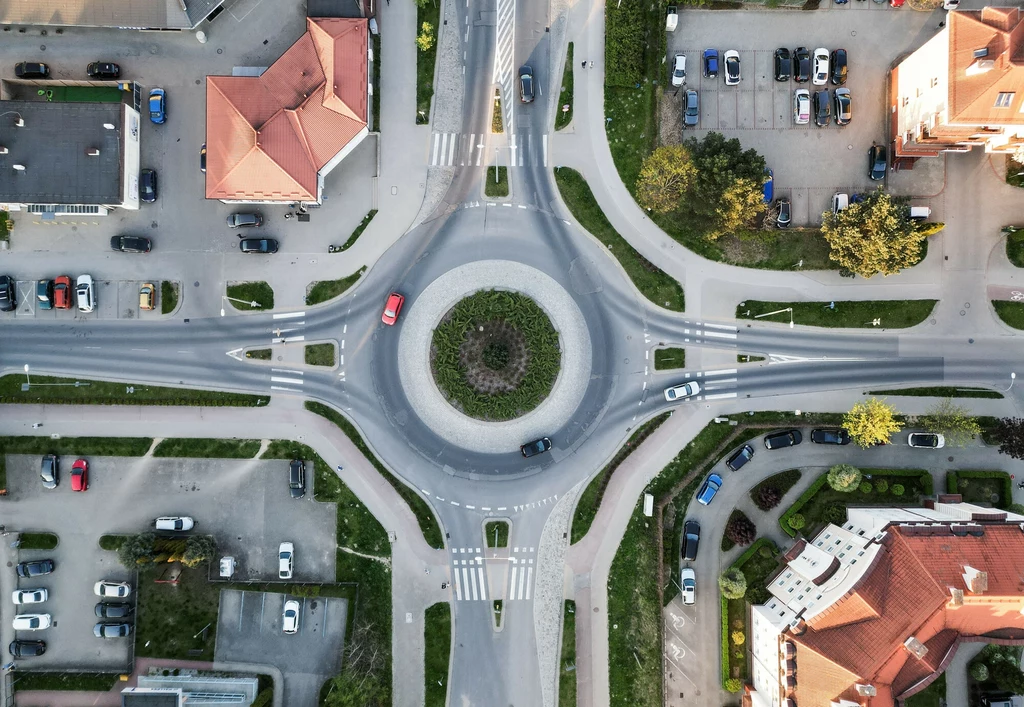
[724, 678, 743, 693]
[758, 544, 774, 558]
[605, 0, 646, 87]
[117, 532, 156, 568]
[182, 536, 216, 568]
[991, 660, 1024, 694]
[916, 221, 945, 237]
[725, 511, 757, 547]
[719, 568, 747, 600]
[755, 485, 782, 511]
[875, 479, 889, 493]
[970, 662, 989, 682]
[827, 464, 862, 492]
[859, 481, 872, 494]
[891, 483, 905, 496]
[787, 513, 805, 531]
[731, 630, 745, 646]
[821, 503, 847, 525]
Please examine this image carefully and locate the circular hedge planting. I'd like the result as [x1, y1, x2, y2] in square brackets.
[430, 290, 561, 420]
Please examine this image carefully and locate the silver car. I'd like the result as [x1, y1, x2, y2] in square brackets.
[793, 89, 810, 125]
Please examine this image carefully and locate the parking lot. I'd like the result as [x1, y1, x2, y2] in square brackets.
[2, 455, 338, 671]
[4, 278, 170, 319]
[669, 6, 941, 226]
[217, 589, 347, 706]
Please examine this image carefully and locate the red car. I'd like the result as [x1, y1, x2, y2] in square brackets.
[382, 292, 404, 326]
[70, 459, 89, 492]
[53, 276, 72, 309]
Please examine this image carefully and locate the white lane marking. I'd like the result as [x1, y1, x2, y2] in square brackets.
[448, 133, 456, 165]
[226, 347, 244, 361]
[703, 368, 737, 377]
[343, 324, 347, 334]
[270, 376, 304, 385]
[450, 501, 460, 506]
[454, 571, 463, 600]
[431, 132, 440, 166]
[704, 378, 737, 385]
[542, 134, 548, 167]
[270, 386, 301, 392]
[461, 567, 469, 599]
[477, 567, 487, 601]
[700, 331, 737, 340]
[469, 566, 479, 601]
[273, 311, 306, 320]
[481, 506, 491, 511]
[525, 566, 533, 600]
[271, 368, 303, 375]
[704, 392, 739, 400]
[466, 505, 475, 509]
[702, 322, 737, 331]
[509, 566, 518, 599]
[517, 562, 526, 599]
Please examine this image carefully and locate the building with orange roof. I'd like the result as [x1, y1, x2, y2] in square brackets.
[205, 17, 369, 204]
[747, 497, 1024, 707]
[890, 7, 1024, 164]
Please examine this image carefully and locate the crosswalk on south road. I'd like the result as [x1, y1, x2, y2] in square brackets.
[429, 132, 548, 168]
[449, 546, 536, 602]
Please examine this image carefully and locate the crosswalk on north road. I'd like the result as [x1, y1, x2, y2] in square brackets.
[429, 132, 548, 168]
[448, 546, 536, 602]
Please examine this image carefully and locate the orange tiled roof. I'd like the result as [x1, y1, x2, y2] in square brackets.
[948, 7, 1024, 125]
[205, 17, 368, 201]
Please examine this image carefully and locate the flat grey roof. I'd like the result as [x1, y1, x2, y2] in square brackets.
[0, 100, 123, 205]
[0, 0, 222, 29]
[121, 694, 180, 707]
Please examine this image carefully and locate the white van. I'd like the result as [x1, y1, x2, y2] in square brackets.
[909, 206, 932, 221]
[831, 192, 849, 215]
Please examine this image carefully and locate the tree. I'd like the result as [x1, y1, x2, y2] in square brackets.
[891, 484, 905, 496]
[822, 503, 847, 525]
[724, 678, 743, 693]
[755, 485, 782, 511]
[969, 661, 989, 682]
[635, 145, 697, 214]
[821, 190, 928, 277]
[827, 464, 863, 493]
[725, 512, 756, 547]
[993, 417, 1024, 460]
[117, 532, 156, 568]
[718, 568, 747, 599]
[787, 513, 805, 531]
[708, 177, 766, 240]
[843, 398, 903, 447]
[990, 660, 1024, 694]
[731, 630, 746, 646]
[416, 22, 434, 52]
[182, 536, 217, 569]
[921, 398, 981, 447]
[680, 132, 767, 240]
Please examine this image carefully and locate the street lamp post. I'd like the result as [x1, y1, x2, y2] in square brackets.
[22, 364, 30, 392]
[753, 307, 794, 329]
[1005, 372, 1016, 392]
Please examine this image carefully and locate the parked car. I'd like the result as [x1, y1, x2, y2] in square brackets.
[95, 603, 133, 619]
[696, 473, 723, 505]
[111, 235, 152, 253]
[680, 567, 696, 605]
[832, 192, 849, 215]
[519, 66, 534, 102]
[12, 614, 51, 631]
[868, 144, 887, 181]
[890, 0, 904, 7]
[279, 542, 294, 580]
[521, 437, 552, 458]
[671, 54, 686, 87]
[682, 519, 700, 561]
[154, 517, 194, 532]
[140, 169, 157, 203]
[15, 62, 49, 79]
[812, 48, 829, 85]
[87, 62, 120, 79]
[70, 458, 89, 491]
[289, 459, 306, 498]
[239, 238, 279, 254]
[726, 444, 754, 471]
[702, 49, 719, 78]
[775, 198, 791, 228]
[762, 168, 773, 203]
[94, 622, 132, 638]
[149, 87, 166, 124]
[8, 640, 46, 657]
[810, 428, 850, 445]
[813, 89, 831, 126]
[227, 212, 263, 228]
[683, 90, 699, 127]
[53, 275, 72, 309]
[909, 206, 932, 221]
[200, 143, 207, 173]
[282, 599, 300, 634]
[382, 291, 404, 325]
[774, 48, 791, 81]
[833, 88, 852, 126]
[16, 560, 54, 578]
[793, 89, 810, 125]
[76, 274, 95, 312]
[12, 589, 48, 605]
[664, 381, 700, 402]
[908, 433, 945, 448]
[830, 49, 848, 85]
[793, 47, 811, 83]
[94, 581, 132, 598]
[0, 274, 14, 312]
[40, 454, 58, 489]
[724, 50, 740, 85]
[36, 280, 54, 310]
[764, 429, 802, 450]
[139, 283, 156, 311]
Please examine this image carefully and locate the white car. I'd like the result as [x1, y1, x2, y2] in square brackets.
[94, 580, 132, 599]
[76, 274, 95, 312]
[13, 614, 51, 631]
[680, 567, 696, 606]
[278, 542, 294, 580]
[724, 50, 740, 86]
[812, 48, 829, 86]
[831, 192, 849, 215]
[154, 516, 194, 532]
[671, 53, 686, 87]
[794, 89, 810, 125]
[282, 599, 300, 634]
[12, 589, 48, 605]
[664, 381, 701, 402]
[908, 433, 945, 449]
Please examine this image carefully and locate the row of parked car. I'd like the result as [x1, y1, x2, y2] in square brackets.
[14, 61, 121, 80]
[0, 274, 97, 313]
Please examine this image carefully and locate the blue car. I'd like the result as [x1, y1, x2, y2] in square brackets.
[696, 473, 723, 506]
[703, 49, 719, 78]
[762, 168, 774, 203]
[149, 88, 166, 124]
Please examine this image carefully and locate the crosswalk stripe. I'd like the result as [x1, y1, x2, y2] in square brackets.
[454, 569, 463, 600]
[517, 563, 525, 599]
[542, 135, 548, 167]
[477, 567, 487, 601]
[509, 566, 518, 599]
[469, 566, 479, 600]
[431, 132, 440, 166]
[461, 567, 469, 599]
[525, 567, 533, 600]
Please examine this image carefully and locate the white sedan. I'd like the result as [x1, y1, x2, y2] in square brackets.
[908, 433, 945, 449]
[664, 381, 701, 402]
[13, 614, 51, 631]
[282, 599, 300, 634]
[794, 89, 810, 125]
[279, 542, 294, 580]
[12, 589, 48, 605]
[154, 516, 194, 532]
[680, 567, 696, 606]
[94, 580, 132, 599]
[812, 48, 829, 86]
[723, 50, 740, 86]
[671, 53, 686, 87]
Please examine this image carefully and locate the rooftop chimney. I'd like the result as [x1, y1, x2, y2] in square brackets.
[949, 587, 964, 606]
[856, 684, 878, 697]
[904, 637, 929, 660]
[12, 164, 25, 171]
[86, 148, 100, 156]
[963, 566, 988, 594]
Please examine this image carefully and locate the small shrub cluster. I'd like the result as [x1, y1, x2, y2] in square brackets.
[755, 485, 781, 510]
[725, 511, 756, 547]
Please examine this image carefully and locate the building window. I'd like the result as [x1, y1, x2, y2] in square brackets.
[930, 77, 939, 88]
[995, 92, 1014, 108]
[839, 552, 846, 558]
[789, 587, 795, 593]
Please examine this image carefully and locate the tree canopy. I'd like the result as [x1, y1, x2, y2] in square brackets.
[920, 398, 980, 447]
[821, 190, 928, 277]
[636, 145, 697, 214]
[718, 567, 748, 599]
[993, 417, 1024, 460]
[843, 398, 903, 447]
[683, 132, 767, 240]
[827, 464, 863, 492]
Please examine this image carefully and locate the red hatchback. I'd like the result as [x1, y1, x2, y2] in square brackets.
[53, 276, 72, 309]
[70, 459, 89, 492]
[382, 292, 404, 326]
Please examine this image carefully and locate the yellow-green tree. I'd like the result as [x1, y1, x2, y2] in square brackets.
[821, 190, 928, 277]
[416, 22, 434, 52]
[921, 398, 980, 447]
[635, 144, 696, 214]
[708, 176, 765, 241]
[843, 398, 903, 447]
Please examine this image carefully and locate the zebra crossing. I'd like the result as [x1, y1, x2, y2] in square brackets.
[507, 554, 534, 601]
[429, 132, 548, 168]
[451, 548, 488, 602]
[449, 546, 536, 602]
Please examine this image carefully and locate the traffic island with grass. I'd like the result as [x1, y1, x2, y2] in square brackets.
[653, 348, 685, 370]
[485, 166, 509, 197]
[492, 89, 504, 133]
[306, 267, 366, 306]
[555, 43, 574, 131]
[160, 281, 179, 315]
[0, 374, 268, 407]
[493, 599, 504, 629]
[559, 600, 577, 706]
[485, 520, 509, 547]
[226, 281, 274, 311]
[152, 438, 261, 459]
[869, 386, 1002, 399]
[18, 532, 58, 550]
[736, 299, 937, 328]
[246, 348, 272, 360]
[737, 354, 766, 363]
[993, 300, 1024, 330]
[424, 603, 452, 707]
[431, 290, 561, 421]
[305, 343, 337, 367]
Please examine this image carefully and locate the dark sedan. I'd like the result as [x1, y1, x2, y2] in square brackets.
[764, 429, 802, 450]
[774, 48, 791, 81]
[140, 169, 157, 203]
[813, 90, 831, 127]
[16, 559, 55, 578]
[0, 274, 15, 312]
[811, 428, 850, 445]
[869, 144, 887, 181]
[9, 640, 46, 658]
[520, 437, 552, 458]
[95, 603, 134, 619]
[111, 236, 152, 253]
[726, 444, 754, 471]
[15, 62, 49, 79]
[240, 238, 279, 254]
[793, 47, 810, 83]
[830, 49, 848, 85]
[682, 519, 700, 561]
[87, 62, 120, 79]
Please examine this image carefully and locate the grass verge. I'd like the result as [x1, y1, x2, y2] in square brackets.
[304, 401, 444, 549]
[135, 564, 220, 660]
[416, 0, 440, 122]
[485, 167, 509, 197]
[993, 300, 1024, 330]
[737, 299, 937, 328]
[338, 211, 377, 252]
[559, 600, 577, 706]
[554, 167, 684, 312]
[868, 386, 1002, 399]
[99, 534, 128, 551]
[306, 267, 366, 306]
[18, 532, 58, 550]
[555, 43, 574, 130]
[246, 348, 272, 360]
[492, 91, 504, 132]
[152, 438, 260, 459]
[160, 281, 178, 315]
[424, 603, 452, 707]
[0, 374, 267, 407]
[12, 672, 120, 693]
[485, 520, 509, 547]
[654, 348, 684, 370]
[305, 343, 337, 367]
[226, 281, 273, 311]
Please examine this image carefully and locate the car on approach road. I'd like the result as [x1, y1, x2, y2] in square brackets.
[793, 47, 811, 83]
[94, 622, 132, 638]
[764, 429, 802, 450]
[155, 517, 194, 532]
[111, 235, 152, 253]
[8, 640, 46, 657]
[812, 48, 829, 85]
[12, 589, 48, 605]
[54, 275, 72, 309]
[683, 90, 699, 127]
[811, 428, 850, 445]
[76, 274, 95, 312]
[227, 212, 263, 228]
[696, 473, 723, 506]
[869, 144, 887, 181]
[908, 433, 945, 448]
[382, 292, 405, 325]
[830, 49, 848, 85]
[282, 600, 300, 634]
[519, 66, 534, 103]
[703, 49, 719, 78]
[774, 48, 791, 81]
[139, 283, 156, 311]
[16, 560, 54, 578]
[0, 274, 15, 312]
[36, 280, 54, 310]
[833, 88, 852, 126]
[288, 460, 306, 498]
[239, 238, 279, 254]
[726, 445, 754, 471]
[40, 454, 59, 489]
[94, 581, 131, 599]
[279, 542, 294, 580]
[671, 54, 686, 87]
[87, 62, 120, 79]
[794, 89, 810, 125]
[521, 437, 552, 458]
[664, 381, 700, 402]
[724, 50, 740, 85]
[682, 519, 700, 561]
[680, 567, 696, 606]
[775, 198, 791, 228]
[813, 89, 831, 127]
[15, 62, 49, 78]
[12, 614, 51, 631]
[71, 458, 89, 491]
[148, 88, 166, 124]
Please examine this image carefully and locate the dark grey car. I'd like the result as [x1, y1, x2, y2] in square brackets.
[683, 90, 699, 127]
[95, 603, 133, 619]
[110, 236, 152, 253]
[520, 437, 551, 458]
[40, 454, 59, 489]
[682, 519, 700, 561]
[289, 459, 306, 499]
[227, 212, 263, 228]
[239, 238, 279, 254]
[519, 66, 534, 103]
[813, 90, 831, 127]
[0, 274, 15, 312]
[16, 560, 54, 578]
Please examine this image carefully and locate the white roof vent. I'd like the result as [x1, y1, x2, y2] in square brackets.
[904, 636, 929, 660]
[856, 684, 878, 697]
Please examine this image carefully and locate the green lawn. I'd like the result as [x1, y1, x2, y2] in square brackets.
[869, 386, 1002, 399]
[135, 565, 220, 660]
[904, 672, 945, 707]
[12, 672, 120, 693]
[306, 267, 366, 306]
[1005, 228, 1024, 267]
[0, 374, 266, 407]
[160, 281, 178, 315]
[559, 600, 577, 707]
[152, 438, 261, 459]
[18, 532, 58, 550]
[416, 0, 440, 122]
[338, 210, 377, 252]
[305, 343, 337, 367]
[947, 470, 1011, 509]
[226, 281, 274, 311]
[993, 300, 1024, 330]
[0, 436, 152, 491]
[654, 348, 685, 370]
[485, 167, 509, 197]
[555, 43, 574, 130]
[554, 167, 684, 312]
[424, 603, 452, 707]
[485, 520, 509, 548]
[737, 299, 937, 328]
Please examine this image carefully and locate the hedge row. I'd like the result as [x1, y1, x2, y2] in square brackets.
[720, 596, 730, 687]
[946, 470, 1012, 508]
[729, 536, 777, 572]
[865, 468, 933, 495]
[778, 474, 830, 537]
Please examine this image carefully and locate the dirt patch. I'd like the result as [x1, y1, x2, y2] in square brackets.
[459, 320, 529, 395]
[657, 87, 681, 148]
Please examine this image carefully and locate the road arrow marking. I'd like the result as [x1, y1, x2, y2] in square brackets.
[226, 348, 244, 361]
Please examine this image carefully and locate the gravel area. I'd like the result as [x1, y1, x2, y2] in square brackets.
[397, 260, 593, 453]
